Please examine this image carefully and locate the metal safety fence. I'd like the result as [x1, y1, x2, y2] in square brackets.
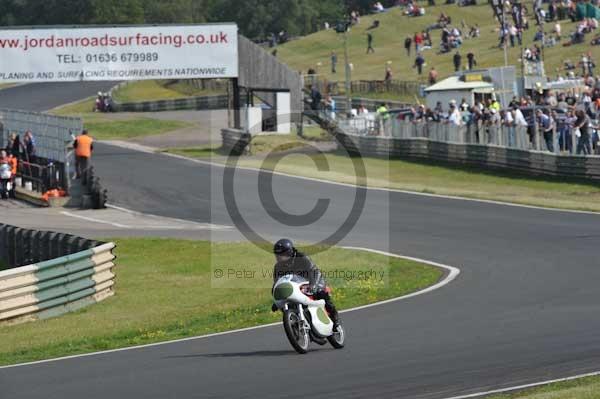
[339, 116, 577, 154]
[0, 109, 82, 163]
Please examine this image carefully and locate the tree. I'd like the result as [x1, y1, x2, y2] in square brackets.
[91, 0, 144, 24]
[143, 0, 197, 24]
[0, 0, 342, 37]
[17, 0, 95, 25]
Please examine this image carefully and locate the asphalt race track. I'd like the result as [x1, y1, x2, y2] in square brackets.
[2, 83, 600, 398]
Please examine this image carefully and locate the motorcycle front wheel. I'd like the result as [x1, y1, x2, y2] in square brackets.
[283, 309, 309, 354]
[327, 324, 345, 349]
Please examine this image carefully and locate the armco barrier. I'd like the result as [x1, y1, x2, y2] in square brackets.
[109, 80, 228, 112]
[0, 224, 116, 326]
[112, 94, 229, 112]
[335, 133, 600, 181]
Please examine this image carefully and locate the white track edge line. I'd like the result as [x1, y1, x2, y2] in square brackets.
[0, 247, 459, 370]
[60, 211, 129, 228]
[105, 203, 232, 230]
[441, 370, 600, 399]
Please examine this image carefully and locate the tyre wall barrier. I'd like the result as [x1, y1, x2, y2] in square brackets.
[0, 224, 116, 326]
[221, 128, 252, 156]
[336, 133, 600, 181]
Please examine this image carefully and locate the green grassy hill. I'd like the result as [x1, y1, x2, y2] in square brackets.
[277, 1, 594, 85]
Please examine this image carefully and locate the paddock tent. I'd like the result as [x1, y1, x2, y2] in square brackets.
[576, 2, 600, 20]
[586, 3, 600, 18]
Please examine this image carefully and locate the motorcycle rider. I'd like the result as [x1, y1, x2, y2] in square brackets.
[271, 238, 340, 328]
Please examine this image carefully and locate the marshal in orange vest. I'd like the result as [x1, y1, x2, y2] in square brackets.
[75, 134, 93, 158]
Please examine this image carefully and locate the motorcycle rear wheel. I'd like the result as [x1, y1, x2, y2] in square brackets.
[283, 309, 310, 354]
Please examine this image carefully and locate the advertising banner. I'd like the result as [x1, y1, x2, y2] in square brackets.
[0, 24, 238, 82]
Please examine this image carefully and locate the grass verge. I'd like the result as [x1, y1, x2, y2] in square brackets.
[167, 138, 600, 212]
[50, 98, 192, 141]
[0, 238, 442, 366]
[487, 375, 600, 398]
[112, 80, 224, 102]
[51, 97, 96, 115]
[84, 118, 191, 141]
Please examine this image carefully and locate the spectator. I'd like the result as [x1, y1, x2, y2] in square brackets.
[6, 133, 19, 159]
[467, 52, 476, 70]
[73, 129, 94, 182]
[376, 103, 390, 134]
[428, 67, 438, 85]
[414, 53, 425, 75]
[423, 31, 433, 48]
[509, 96, 520, 108]
[580, 53, 590, 76]
[367, 20, 380, 30]
[457, 97, 466, 109]
[489, 108, 501, 127]
[509, 24, 518, 47]
[367, 32, 375, 53]
[469, 24, 480, 38]
[553, 22, 562, 40]
[373, 2, 385, 12]
[377, 103, 389, 119]
[574, 109, 591, 154]
[559, 108, 576, 153]
[447, 102, 462, 126]
[453, 51, 462, 72]
[384, 65, 393, 81]
[501, 109, 516, 147]
[324, 95, 336, 120]
[22, 130, 36, 163]
[310, 86, 322, 111]
[536, 109, 555, 152]
[331, 51, 337, 74]
[490, 97, 501, 112]
[404, 36, 412, 56]
[513, 105, 528, 127]
[414, 31, 423, 52]
[461, 103, 472, 125]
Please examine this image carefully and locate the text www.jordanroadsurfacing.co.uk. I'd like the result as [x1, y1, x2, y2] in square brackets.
[0, 31, 230, 51]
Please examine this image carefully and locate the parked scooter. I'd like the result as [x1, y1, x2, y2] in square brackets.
[0, 162, 14, 200]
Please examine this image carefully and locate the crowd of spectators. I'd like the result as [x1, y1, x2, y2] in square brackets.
[0, 130, 38, 197]
[388, 75, 600, 154]
[4, 130, 36, 164]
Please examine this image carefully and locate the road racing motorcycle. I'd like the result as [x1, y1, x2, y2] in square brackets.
[272, 274, 345, 354]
